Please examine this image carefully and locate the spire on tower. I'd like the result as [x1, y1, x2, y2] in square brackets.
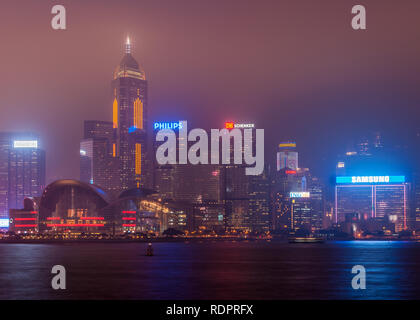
[125, 36, 131, 54]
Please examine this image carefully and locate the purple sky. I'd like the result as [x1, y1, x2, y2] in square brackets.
[1, 0, 420, 182]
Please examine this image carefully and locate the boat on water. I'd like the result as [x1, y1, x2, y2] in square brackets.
[288, 237, 325, 243]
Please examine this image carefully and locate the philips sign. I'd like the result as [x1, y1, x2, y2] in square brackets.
[290, 192, 310, 198]
[154, 122, 184, 131]
[336, 176, 405, 184]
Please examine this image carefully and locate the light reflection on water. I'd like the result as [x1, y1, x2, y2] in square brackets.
[0, 241, 419, 300]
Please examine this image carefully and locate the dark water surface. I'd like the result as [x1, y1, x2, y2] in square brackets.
[0, 241, 419, 300]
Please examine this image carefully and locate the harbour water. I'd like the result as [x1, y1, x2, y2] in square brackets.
[0, 240, 418, 299]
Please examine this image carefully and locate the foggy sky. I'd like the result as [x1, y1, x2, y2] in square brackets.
[1, 0, 420, 182]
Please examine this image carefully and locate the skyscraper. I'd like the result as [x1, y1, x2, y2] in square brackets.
[276, 142, 298, 171]
[0, 133, 45, 218]
[111, 37, 148, 190]
[80, 120, 119, 194]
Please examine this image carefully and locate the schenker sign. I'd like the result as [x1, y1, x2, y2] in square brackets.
[336, 176, 405, 184]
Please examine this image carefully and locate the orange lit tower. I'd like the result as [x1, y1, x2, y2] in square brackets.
[111, 37, 148, 190]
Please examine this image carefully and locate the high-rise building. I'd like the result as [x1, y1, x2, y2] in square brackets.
[80, 120, 119, 195]
[289, 192, 311, 232]
[277, 142, 298, 171]
[247, 169, 271, 231]
[271, 168, 304, 231]
[84, 120, 114, 140]
[111, 37, 148, 190]
[221, 122, 270, 232]
[0, 133, 45, 218]
[308, 176, 324, 231]
[335, 175, 408, 232]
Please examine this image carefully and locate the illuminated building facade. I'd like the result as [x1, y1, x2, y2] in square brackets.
[9, 198, 39, 234]
[277, 142, 298, 171]
[192, 201, 225, 232]
[272, 168, 304, 231]
[39, 180, 111, 234]
[413, 172, 420, 230]
[0, 133, 45, 218]
[289, 192, 311, 231]
[247, 170, 271, 231]
[152, 121, 187, 201]
[80, 120, 119, 195]
[39, 180, 190, 235]
[222, 122, 271, 232]
[111, 38, 148, 190]
[335, 175, 408, 232]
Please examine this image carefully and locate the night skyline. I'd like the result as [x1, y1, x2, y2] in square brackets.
[4, 1, 420, 306]
[1, 0, 420, 183]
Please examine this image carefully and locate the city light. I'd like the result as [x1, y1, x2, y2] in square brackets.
[279, 142, 296, 148]
[290, 192, 310, 198]
[13, 140, 38, 149]
[336, 176, 406, 184]
[224, 122, 255, 129]
[154, 121, 184, 130]
[0, 219, 9, 228]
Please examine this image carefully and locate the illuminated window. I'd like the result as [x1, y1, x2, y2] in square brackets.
[113, 98, 118, 128]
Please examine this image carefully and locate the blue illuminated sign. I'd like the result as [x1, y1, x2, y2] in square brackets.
[0, 219, 9, 228]
[290, 192, 310, 198]
[336, 176, 405, 184]
[154, 121, 183, 130]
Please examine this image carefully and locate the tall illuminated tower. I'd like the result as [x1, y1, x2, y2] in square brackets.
[111, 37, 148, 190]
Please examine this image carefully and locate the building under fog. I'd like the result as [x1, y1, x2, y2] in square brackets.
[335, 175, 408, 233]
[38, 179, 189, 235]
[0, 133, 45, 219]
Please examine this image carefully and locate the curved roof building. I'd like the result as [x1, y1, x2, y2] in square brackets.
[39, 180, 111, 233]
[38, 180, 186, 235]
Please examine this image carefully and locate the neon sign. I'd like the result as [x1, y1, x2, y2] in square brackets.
[336, 176, 405, 184]
[154, 122, 184, 130]
[279, 142, 296, 148]
[13, 140, 38, 149]
[290, 192, 310, 198]
[225, 122, 255, 129]
[0, 219, 9, 228]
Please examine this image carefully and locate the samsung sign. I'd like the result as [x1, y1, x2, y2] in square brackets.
[336, 176, 405, 184]
[13, 140, 38, 149]
[290, 192, 310, 198]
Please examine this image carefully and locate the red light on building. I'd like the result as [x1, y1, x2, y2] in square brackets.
[122, 211, 136, 214]
[47, 217, 60, 220]
[122, 217, 136, 220]
[46, 224, 105, 227]
[225, 122, 234, 129]
[15, 224, 37, 228]
[15, 218, 36, 221]
[122, 224, 136, 227]
[286, 170, 297, 175]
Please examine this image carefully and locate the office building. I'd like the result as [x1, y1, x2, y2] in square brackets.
[80, 120, 119, 195]
[111, 37, 148, 190]
[335, 175, 408, 233]
[0, 133, 45, 218]
[277, 142, 298, 171]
